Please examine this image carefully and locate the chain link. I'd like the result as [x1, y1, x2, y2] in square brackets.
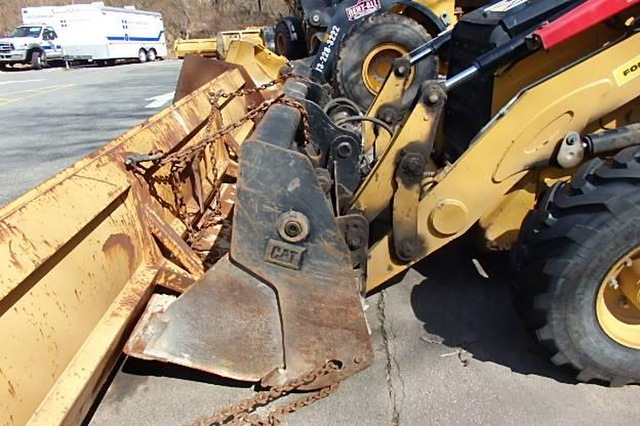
[160, 72, 314, 168]
[191, 361, 342, 426]
[129, 72, 314, 235]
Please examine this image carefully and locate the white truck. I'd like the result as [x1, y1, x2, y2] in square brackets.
[0, 2, 167, 70]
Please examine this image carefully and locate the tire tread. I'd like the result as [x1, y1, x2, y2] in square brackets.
[514, 147, 640, 384]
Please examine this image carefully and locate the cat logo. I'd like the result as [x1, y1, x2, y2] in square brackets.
[614, 54, 640, 86]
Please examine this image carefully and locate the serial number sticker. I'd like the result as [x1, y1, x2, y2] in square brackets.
[345, 0, 382, 21]
[484, 0, 528, 13]
[314, 25, 341, 73]
[613, 54, 640, 87]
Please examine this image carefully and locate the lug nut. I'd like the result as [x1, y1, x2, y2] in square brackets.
[609, 278, 620, 290]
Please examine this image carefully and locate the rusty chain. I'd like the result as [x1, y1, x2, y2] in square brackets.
[191, 361, 342, 426]
[129, 72, 314, 235]
[173, 72, 313, 164]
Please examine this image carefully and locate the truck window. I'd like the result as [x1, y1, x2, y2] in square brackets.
[43, 29, 57, 40]
[10, 26, 42, 38]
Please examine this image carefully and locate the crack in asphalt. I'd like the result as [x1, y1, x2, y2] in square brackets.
[378, 290, 400, 426]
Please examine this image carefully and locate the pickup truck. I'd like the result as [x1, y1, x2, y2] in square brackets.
[0, 24, 63, 69]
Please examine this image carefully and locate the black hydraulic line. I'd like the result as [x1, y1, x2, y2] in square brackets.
[444, 33, 534, 91]
[444, 0, 589, 92]
[408, 29, 453, 66]
[334, 116, 394, 136]
[585, 124, 640, 155]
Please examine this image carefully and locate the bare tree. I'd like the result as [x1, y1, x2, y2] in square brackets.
[283, 0, 303, 16]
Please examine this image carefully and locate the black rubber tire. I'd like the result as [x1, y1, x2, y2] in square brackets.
[334, 13, 436, 112]
[138, 49, 148, 63]
[513, 147, 640, 385]
[274, 17, 306, 60]
[30, 50, 45, 70]
[147, 48, 157, 62]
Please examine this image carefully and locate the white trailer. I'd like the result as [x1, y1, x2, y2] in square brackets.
[0, 2, 167, 69]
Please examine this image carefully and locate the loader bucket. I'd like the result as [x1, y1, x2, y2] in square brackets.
[0, 43, 285, 425]
[174, 39, 286, 102]
[125, 79, 374, 389]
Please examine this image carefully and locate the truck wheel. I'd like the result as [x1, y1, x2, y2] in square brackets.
[513, 147, 640, 385]
[147, 48, 157, 62]
[31, 50, 46, 70]
[274, 17, 306, 60]
[335, 13, 436, 111]
[138, 49, 148, 63]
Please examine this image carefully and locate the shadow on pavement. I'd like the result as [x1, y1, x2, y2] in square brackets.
[82, 356, 253, 426]
[119, 357, 255, 388]
[410, 235, 580, 385]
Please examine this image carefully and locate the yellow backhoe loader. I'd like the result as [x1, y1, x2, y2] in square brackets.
[2, 0, 640, 425]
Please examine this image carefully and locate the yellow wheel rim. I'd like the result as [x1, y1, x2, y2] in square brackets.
[361, 43, 411, 96]
[596, 247, 640, 349]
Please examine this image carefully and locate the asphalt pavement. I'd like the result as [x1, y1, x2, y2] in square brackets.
[1, 58, 638, 426]
[89, 241, 640, 426]
[0, 60, 182, 206]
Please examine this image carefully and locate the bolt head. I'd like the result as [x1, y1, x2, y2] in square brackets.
[401, 153, 426, 178]
[278, 211, 310, 243]
[348, 237, 361, 250]
[609, 278, 620, 290]
[424, 89, 441, 105]
[336, 141, 353, 159]
[398, 239, 417, 261]
[405, 157, 422, 174]
[284, 221, 302, 238]
[380, 111, 394, 124]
